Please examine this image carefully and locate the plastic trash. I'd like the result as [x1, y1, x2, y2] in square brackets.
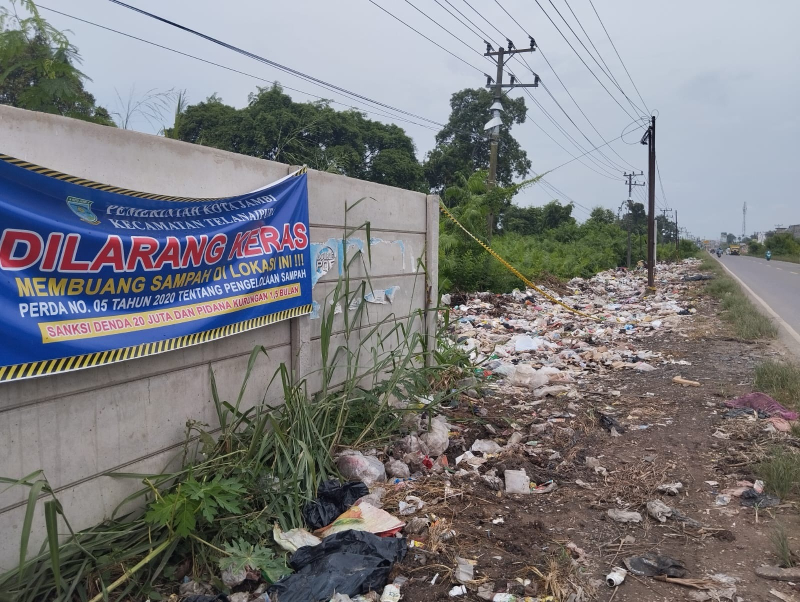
[449, 585, 467, 597]
[268, 530, 407, 602]
[724, 392, 799, 420]
[606, 567, 627, 587]
[623, 552, 687, 577]
[420, 416, 451, 457]
[273, 524, 322, 553]
[385, 459, 410, 479]
[454, 556, 475, 584]
[337, 451, 387, 486]
[740, 488, 780, 507]
[221, 567, 247, 588]
[315, 502, 405, 538]
[607, 509, 642, 523]
[379, 584, 401, 602]
[672, 376, 701, 387]
[471, 439, 503, 454]
[657, 482, 683, 495]
[398, 496, 424, 516]
[508, 364, 549, 389]
[504, 469, 531, 494]
[303, 480, 370, 530]
[646, 500, 672, 523]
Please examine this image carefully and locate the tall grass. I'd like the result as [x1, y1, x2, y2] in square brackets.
[702, 253, 777, 340]
[754, 360, 800, 409]
[0, 206, 470, 601]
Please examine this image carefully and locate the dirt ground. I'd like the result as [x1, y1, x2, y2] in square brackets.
[391, 277, 800, 601]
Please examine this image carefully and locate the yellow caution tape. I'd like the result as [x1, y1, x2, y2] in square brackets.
[438, 200, 605, 322]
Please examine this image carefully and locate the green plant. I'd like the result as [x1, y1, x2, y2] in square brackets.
[770, 522, 795, 568]
[755, 360, 800, 409]
[219, 539, 290, 582]
[758, 448, 800, 499]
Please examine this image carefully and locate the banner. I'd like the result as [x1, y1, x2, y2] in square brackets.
[0, 154, 312, 382]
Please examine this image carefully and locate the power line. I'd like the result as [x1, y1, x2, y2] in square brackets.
[587, 0, 651, 115]
[105, 0, 452, 127]
[544, 0, 647, 117]
[530, 0, 640, 122]
[38, 4, 443, 133]
[366, 0, 485, 73]
[491, 0, 643, 173]
[561, 0, 624, 92]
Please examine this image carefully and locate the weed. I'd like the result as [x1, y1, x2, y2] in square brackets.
[755, 360, 800, 409]
[770, 522, 796, 568]
[758, 448, 800, 499]
[702, 258, 777, 340]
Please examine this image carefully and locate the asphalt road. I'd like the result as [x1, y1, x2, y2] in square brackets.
[716, 254, 800, 347]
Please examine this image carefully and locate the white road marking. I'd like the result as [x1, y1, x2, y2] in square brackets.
[776, 267, 783, 270]
[714, 257, 800, 348]
[792, 272, 799, 275]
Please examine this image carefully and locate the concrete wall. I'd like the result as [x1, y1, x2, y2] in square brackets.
[0, 105, 438, 570]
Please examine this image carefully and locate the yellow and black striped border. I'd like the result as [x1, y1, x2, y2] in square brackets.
[0, 303, 313, 383]
[0, 154, 307, 202]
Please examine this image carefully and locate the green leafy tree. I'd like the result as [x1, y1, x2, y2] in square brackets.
[0, 0, 113, 124]
[168, 85, 425, 191]
[588, 206, 616, 225]
[424, 88, 531, 191]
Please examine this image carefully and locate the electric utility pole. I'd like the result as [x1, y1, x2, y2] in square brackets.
[641, 116, 656, 288]
[484, 38, 539, 242]
[623, 171, 644, 269]
[675, 209, 679, 252]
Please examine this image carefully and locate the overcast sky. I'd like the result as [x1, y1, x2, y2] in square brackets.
[23, 0, 800, 240]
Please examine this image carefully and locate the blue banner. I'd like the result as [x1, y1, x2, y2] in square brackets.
[0, 154, 311, 382]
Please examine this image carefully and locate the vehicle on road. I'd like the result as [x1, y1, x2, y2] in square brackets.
[730, 244, 741, 256]
[716, 249, 722, 257]
[766, 250, 772, 261]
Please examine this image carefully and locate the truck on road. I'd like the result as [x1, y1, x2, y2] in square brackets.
[729, 244, 741, 256]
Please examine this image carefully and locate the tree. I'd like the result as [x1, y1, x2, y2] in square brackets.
[424, 88, 531, 192]
[0, 0, 113, 125]
[168, 85, 425, 191]
[587, 206, 616, 225]
[726, 233, 736, 245]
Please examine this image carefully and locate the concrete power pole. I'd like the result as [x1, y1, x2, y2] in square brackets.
[641, 116, 656, 288]
[742, 202, 747, 241]
[484, 39, 539, 242]
[675, 209, 679, 252]
[623, 172, 644, 269]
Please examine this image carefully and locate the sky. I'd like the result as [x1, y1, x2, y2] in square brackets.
[17, 0, 800, 240]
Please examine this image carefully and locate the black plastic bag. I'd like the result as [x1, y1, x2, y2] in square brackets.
[303, 479, 369, 530]
[624, 553, 686, 577]
[268, 530, 407, 602]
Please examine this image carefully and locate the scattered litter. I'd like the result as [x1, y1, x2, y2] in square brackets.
[337, 451, 387, 486]
[606, 567, 627, 587]
[303, 480, 370, 530]
[712, 430, 731, 440]
[449, 585, 467, 597]
[575, 479, 594, 490]
[634, 362, 657, 372]
[454, 557, 476, 584]
[273, 524, 322, 553]
[624, 553, 687, 577]
[672, 376, 701, 387]
[398, 496, 424, 516]
[385, 459, 410, 479]
[704, 480, 719, 487]
[268, 530, 406, 602]
[420, 416, 451, 456]
[657, 482, 683, 495]
[607, 509, 642, 523]
[647, 499, 672, 523]
[472, 439, 503, 454]
[531, 480, 557, 494]
[221, 566, 247, 588]
[768, 417, 792, 432]
[379, 584, 401, 602]
[715, 494, 731, 507]
[316, 502, 405, 538]
[504, 469, 531, 494]
[740, 488, 780, 508]
[724, 392, 799, 421]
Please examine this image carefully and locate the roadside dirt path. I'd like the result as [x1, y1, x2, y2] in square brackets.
[395, 279, 800, 601]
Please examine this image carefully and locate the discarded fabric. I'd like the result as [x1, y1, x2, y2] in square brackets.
[724, 392, 799, 421]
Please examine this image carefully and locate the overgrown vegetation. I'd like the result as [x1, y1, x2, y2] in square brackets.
[748, 233, 800, 263]
[0, 213, 472, 601]
[701, 253, 777, 340]
[754, 360, 800, 410]
[758, 448, 800, 500]
[770, 522, 796, 568]
[440, 171, 697, 292]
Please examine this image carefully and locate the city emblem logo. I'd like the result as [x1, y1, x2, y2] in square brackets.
[66, 196, 100, 225]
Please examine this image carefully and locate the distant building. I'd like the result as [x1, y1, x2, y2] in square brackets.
[787, 224, 800, 239]
[776, 227, 788, 234]
[757, 232, 767, 243]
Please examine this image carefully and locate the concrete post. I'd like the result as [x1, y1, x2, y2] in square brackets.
[425, 194, 440, 366]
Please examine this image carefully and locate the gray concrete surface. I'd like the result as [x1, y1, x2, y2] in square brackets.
[715, 254, 800, 355]
[0, 105, 439, 568]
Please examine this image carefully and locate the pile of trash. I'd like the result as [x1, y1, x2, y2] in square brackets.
[445, 260, 704, 389]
